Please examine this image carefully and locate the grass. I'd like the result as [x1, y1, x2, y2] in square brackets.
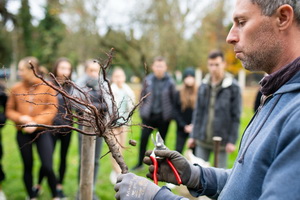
[1, 103, 254, 199]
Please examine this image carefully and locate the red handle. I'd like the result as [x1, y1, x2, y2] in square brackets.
[166, 158, 182, 185]
[150, 155, 158, 185]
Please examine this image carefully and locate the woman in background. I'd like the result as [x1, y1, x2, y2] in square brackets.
[6, 57, 58, 200]
[110, 67, 135, 184]
[37, 58, 73, 199]
[174, 67, 198, 153]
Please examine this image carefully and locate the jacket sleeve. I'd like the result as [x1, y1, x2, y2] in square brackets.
[140, 78, 149, 101]
[188, 167, 231, 199]
[154, 186, 189, 200]
[173, 91, 187, 129]
[190, 87, 202, 138]
[228, 84, 242, 144]
[32, 86, 58, 125]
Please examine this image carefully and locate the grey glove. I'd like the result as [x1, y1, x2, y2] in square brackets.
[144, 150, 201, 189]
[114, 173, 160, 200]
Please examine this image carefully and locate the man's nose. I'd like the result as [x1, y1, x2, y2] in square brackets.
[226, 26, 239, 44]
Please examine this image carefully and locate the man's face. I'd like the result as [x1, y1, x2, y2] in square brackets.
[86, 63, 100, 78]
[226, 0, 282, 73]
[207, 57, 226, 79]
[152, 61, 167, 79]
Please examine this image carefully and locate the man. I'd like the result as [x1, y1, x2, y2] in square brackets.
[188, 50, 241, 168]
[76, 60, 109, 200]
[132, 56, 176, 170]
[114, 0, 300, 199]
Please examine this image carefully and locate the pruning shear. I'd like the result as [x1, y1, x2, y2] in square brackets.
[150, 132, 182, 185]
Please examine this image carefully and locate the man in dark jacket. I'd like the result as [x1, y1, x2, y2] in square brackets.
[188, 50, 242, 168]
[133, 56, 176, 170]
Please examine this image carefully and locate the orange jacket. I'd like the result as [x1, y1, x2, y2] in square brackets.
[6, 79, 58, 130]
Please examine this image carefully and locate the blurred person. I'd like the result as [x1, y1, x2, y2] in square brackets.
[109, 67, 135, 184]
[173, 67, 198, 153]
[188, 50, 242, 168]
[0, 82, 7, 200]
[6, 57, 59, 200]
[114, 0, 300, 199]
[133, 56, 176, 170]
[76, 59, 110, 200]
[36, 58, 74, 199]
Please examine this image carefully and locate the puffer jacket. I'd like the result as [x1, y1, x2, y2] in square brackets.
[139, 73, 176, 121]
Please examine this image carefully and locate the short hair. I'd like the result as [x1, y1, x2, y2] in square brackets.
[153, 56, 166, 63]
[84, 59, 98, 71]
[19, 56, 41, 74]
[251, 0, 300, 25]
[208, 50, 224, 61]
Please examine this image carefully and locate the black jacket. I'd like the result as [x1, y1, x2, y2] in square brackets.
[191, 73, 242, 145]
[139, 73, 176, 121]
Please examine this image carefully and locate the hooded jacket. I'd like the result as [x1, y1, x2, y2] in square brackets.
[191, 72, 241, 145]
[191, 58, 300, 200]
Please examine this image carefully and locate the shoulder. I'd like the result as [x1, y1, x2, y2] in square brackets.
[10, 82, 23, 92]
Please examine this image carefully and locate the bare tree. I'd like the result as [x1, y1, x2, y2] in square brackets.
[21, 49, 149, 174]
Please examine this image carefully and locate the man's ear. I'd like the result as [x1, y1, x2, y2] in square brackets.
[275, 4, 294, 30]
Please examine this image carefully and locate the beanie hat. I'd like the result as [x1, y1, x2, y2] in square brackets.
[183, 67, 195, 79]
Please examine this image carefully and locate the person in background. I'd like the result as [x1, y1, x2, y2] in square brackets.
[76, 59, 109, 200]
[36, 58, 74, 199]
[188, 50, 242, 169]
[0, 82, 7, 200]
[133, 56, 176, 170]
[173, 67, 198, 154]
[109, 67, 135, 184]
[6, 57, 59, 200]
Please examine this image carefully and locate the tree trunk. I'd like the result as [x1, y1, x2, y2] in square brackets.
[79, 124, 96, 200]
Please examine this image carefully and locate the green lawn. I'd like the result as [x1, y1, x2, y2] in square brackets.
[1, 107, 254, 199]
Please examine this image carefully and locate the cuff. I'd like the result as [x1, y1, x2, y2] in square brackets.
[154, 186, 186, 200]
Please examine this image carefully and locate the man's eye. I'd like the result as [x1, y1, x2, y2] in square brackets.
[238, 21, 245, 26]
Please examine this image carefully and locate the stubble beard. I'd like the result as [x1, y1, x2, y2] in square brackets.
[238, 23, 282, 74]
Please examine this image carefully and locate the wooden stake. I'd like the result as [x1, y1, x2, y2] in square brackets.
[213, 136, 222, 168]
[79, 118, 96, 200]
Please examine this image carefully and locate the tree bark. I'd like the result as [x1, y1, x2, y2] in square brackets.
[79, 121, 96, 200]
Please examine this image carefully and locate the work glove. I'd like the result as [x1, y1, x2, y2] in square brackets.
[114, 173, 160, 200]
[144, 150, 201, 190]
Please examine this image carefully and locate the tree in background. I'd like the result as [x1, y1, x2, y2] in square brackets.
[35, 0, 66, 68]
[0, 0, 243, 79]
[17, 0, 34, 57]
[0, 0, 15, 66]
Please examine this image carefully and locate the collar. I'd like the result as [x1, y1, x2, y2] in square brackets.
[260, 57, 300, 96]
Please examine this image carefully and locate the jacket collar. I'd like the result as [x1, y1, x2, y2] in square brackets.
[202, 72, 234, 88]
[260, 56, 300, 96]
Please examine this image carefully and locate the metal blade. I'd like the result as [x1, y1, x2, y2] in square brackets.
[155, 132, 167, 150]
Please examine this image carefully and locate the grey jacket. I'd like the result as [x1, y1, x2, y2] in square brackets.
[139, 73, 176, 121]
[191, 73, 241, 145]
